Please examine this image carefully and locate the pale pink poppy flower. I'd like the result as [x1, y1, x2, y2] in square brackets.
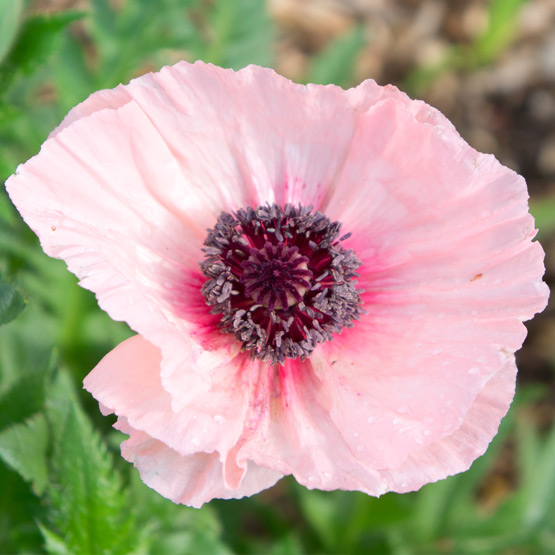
[6, 61, 548, 508]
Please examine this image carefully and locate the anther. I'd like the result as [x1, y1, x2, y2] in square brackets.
[200, 203, 363, 364]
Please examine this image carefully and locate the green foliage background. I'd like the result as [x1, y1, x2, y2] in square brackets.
[0, 1, 553, 553]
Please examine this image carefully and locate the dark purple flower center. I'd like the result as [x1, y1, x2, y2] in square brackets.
[200, 203, 363, 364]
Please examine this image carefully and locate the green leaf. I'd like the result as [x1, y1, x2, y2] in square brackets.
[297, 489, 338, 549]
[88, 0, 196, 88]
[0, 281, 25, 325]
[0, 413, 48, 495]
[208, 0, 274, 69]
[0, 189, 17, 227]
[0, 0, 23, 64]
[0, 460, 44, 553]
[0, 10, 85, 92]
[38, 523, 72, 555]
[0, 346, 52, 427]
[530, 195, 555, 239]
[519, 418, 555, 530]
[471, 0, 527, 66]
[410, 478, 458, 543]
[9, 11, 85, 74]
[130, 470, 232, 555]
[308, 25, 365, 87]
[269, 533, 304, 555]
[44, 371, 137, 555]
[0, 370, 46, 426]
[52, 32, 95, 112]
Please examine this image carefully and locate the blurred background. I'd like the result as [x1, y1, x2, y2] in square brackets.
[0, 0, 554, 553]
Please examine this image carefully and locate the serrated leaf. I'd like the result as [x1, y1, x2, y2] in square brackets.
[37, 523, 72, 555]
[0, 413, 48, 494]
[0, 281, 25, 325]
[0, 10, 85, 92]
[44, 371, 136, 555]
[0, 459, 45, 553]
[0, 0, 23, 64]
[9, 11, 84, 73]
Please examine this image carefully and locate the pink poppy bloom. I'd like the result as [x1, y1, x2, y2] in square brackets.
[6, 61, 548, 508]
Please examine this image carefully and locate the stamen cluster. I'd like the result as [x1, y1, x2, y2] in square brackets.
[200, 203, 363, 364]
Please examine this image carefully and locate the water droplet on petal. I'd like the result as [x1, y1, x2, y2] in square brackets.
[213, 415, 226, 424]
